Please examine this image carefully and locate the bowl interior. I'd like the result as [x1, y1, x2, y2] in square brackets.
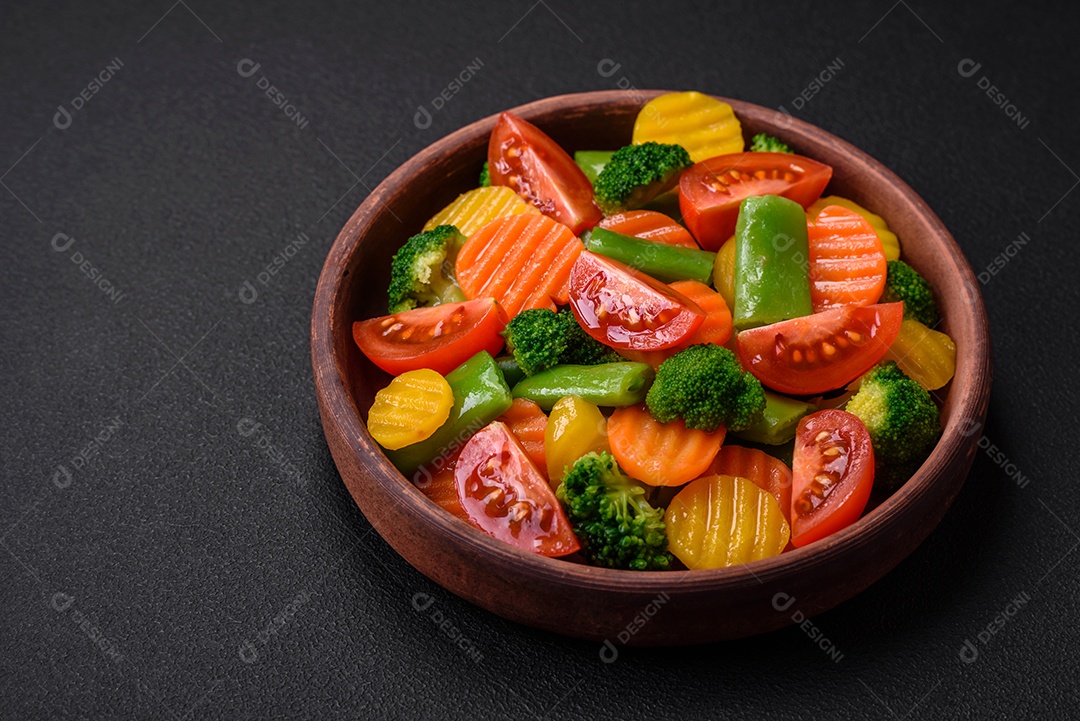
[312, 91, 991, 641]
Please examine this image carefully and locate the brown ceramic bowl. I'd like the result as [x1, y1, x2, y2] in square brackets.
[311, 91, 991, 646]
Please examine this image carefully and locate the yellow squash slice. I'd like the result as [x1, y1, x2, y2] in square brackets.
[367, 369, 454, 450]
[883, 319, 957, 390]
[423, 186, 539, 238]
[665, 474, 790, 569]
[632, 91, 744, 163]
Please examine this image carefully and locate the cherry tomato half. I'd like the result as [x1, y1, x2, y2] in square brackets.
[736, 302, 903, 395]
[488, 112, 602, 235]
[568, 251, 705, 351]
[352, 298, 507, 376]
[454, 421, 580, 557]
[791, 409, 874, 548]
[679, 152, 832, 250]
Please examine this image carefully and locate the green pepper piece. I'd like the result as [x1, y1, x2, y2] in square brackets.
[733, 194, 813, 331]
[732, 391, 815, 446]
[584, 227, 716, 285]
[574, 150, 615, 185]
[385, 351, 512, 477]
[512, 363, 654, 412]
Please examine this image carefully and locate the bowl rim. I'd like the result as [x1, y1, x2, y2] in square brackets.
[311, 90, 991, 594]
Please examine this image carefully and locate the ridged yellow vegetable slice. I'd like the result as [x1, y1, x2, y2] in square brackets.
[665, 474, 790, 569]
[367, 369, 454, 450]
[807, 195, 901, 261]
[884, 319, 956, 390]
[632, 91, 744, 163]
[711, 235, 737, 311]
[545, 395, 609, 485]
[423, 186, 539, 238]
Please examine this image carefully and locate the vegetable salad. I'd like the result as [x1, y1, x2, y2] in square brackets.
[351, 91, 955, 571]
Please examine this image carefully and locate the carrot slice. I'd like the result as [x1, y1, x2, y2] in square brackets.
[619, 279, 733, 367]
[456, 214, 583, 318]
[608, 403, 725, 486]
[413, 445, 468, 519]
[707, 445, 793, 524]
[807, 206, 887, 312]
[598, 210, 699, 249]
[496, 398, 549, 478]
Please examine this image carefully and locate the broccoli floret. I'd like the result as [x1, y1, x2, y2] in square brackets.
[557, 452, 672, 571]
[646, 344, 766, 432]
[750, 133, 793, 153]
[501, 307, 620, 376]
[592, 142, 692, 215]
[881, 260, 939, 327]
[386, 225, 467, 314]
[479, 162, 490, 187]
[846, 361, 941, 491]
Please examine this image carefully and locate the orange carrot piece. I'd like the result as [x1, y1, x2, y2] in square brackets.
[599, 210, 699, 249]
[619, 280, 733, 367]
[413, 445, 468, 519]
[456, 214, 583, 318]
[496, 398, 549, 478]
[707, 445, 793, 524]
[807, 206, 887, 312]
[607, 403, 725, 487]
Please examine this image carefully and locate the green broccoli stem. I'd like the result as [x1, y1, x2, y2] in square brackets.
[494, 355, 526, 387]
[584, 227, 716, 285]
[385, 351, 513, 477]
[428, 273, 466, 306]
[511, 362, 654, 412]
[574, 150, 615, 185]
[732, 391, 815, 446]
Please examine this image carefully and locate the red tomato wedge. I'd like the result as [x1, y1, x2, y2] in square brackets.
[618, 279, 732, 367]
[488, 112, 601, 235]
[456, 214, 583, 318]
[807, 206, 888, 312]
[707, 445, 793, 524]
[454, 421, 580, 557]
[736, 302, 903, 395]
[568, 251, 705, 351]
[679, 152, 832, 250]
[353, 298, 507, 376]
[598, 210, 699, 249]
[790, 410, 874, 548]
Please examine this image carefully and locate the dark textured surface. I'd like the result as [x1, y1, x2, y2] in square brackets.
[2, 1, 1078, 718]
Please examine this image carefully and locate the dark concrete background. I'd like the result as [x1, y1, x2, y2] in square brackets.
[3, 1, 1077, 718]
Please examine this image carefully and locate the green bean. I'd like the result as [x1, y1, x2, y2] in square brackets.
[585, 227, 716, 284]
[512, 362, 654, 411]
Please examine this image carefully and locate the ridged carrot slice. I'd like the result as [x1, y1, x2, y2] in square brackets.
[496, 398, 549, 478]
[632, 91, 744, 163]
[598, 210, 699, 249]
[807, 205, 888, 312]
[808, 195, 901, 261]
[413, 445, 468, 519]
[884, 318, 957, 390]
[619, 280, 733, 367]
[423, 186, 540, 238]
[665, 474, 790, 569]
[707, 445, 793, 524]
[456, 214, 583, 318]
[607, 403, 725, 486]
